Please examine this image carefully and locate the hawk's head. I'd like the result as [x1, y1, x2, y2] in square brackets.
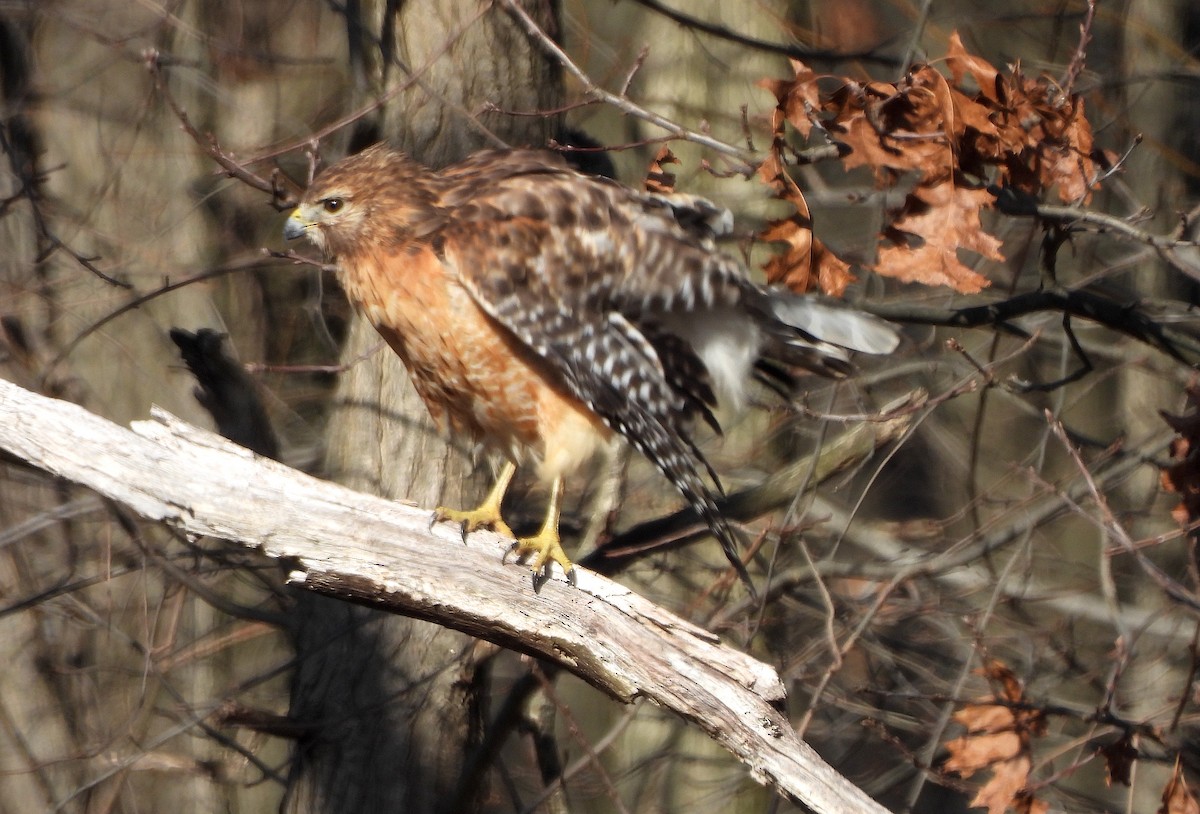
[284, 143, 439, 257]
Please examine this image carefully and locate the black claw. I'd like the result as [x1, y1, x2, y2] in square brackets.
[502, 540, 520, 565]
[531, 568, 549, 593]
[566, 567, 577, 587]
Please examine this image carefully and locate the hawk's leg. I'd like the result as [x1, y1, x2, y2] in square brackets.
[504, 476, 576, 589]
[434, 461, 516, 540]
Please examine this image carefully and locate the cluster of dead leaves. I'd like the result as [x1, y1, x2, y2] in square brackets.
[1161, 384, 1200, 534]
[756, 32, 1107, 296]
[944, 660, 1048, 814]
[644, 142, 858, 295]
[757, 125, 856, 296]
[943, 660, 1200, 814]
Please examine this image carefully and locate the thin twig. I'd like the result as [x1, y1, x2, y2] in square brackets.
[1048, 414, 1200, 615]
[861, 288, 1200, 367]
[1062, 0, 1098, 98]
[995, 189, 1200, 280]
[897, 0, 935, 80]
[737, 429, 1178, 619]
[623, 0, 903, 68]
[145, 49, 297, 206]
[40, 256, 283, 388]
[524, 664, 634, 814]
[1024, 202, 1198, 253]
[498, 0, 759, 175]
[0, 126, 132, 289]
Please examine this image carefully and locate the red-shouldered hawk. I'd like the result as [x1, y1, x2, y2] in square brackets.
[284, 144, 898, 591]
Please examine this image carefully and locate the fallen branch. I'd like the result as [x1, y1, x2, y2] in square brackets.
[0, 378, 888, 814]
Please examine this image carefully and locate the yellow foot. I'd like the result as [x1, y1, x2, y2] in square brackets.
[504, 527, 577, 589]
[435, 462, 517, 541]
[434, 504, 515, 541]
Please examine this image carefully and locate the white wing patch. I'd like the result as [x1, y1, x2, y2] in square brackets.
[661, 308, 760, 414]
[769, 293, 900, 354]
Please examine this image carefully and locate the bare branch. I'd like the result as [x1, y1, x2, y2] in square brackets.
[497, 0, 759, 175]
[589, 392, 918, 574]
[698, 425, 1180, 641]
[0, 124, 132, 289]
[144, 49, 301, 208]
[1062, 0, 1098, 97]
[0, 377, 889, 814]
[623, 0, 903, 68]
[40, 256, 278, 388]
[1047, 413, 1200, 614]
[862, 287, 1200, 367]
[994, 188, 1200, 281]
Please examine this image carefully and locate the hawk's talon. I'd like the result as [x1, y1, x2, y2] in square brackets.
[433, 504, 515, 542]
[505, 525, 575, 588]
[432, 462, 517, 544]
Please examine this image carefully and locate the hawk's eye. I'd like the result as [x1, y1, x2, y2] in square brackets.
[322, 198, 345, 214]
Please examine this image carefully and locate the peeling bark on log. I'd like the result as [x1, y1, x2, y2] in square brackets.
[0, 377, 890, 813]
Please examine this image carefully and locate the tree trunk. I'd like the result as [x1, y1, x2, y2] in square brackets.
[1113, 2, 1199, 810]
[281, 3, 562, 812]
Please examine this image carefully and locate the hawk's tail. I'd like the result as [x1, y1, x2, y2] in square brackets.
[619, 407, 755, 596]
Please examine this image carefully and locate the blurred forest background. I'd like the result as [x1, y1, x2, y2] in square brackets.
[2, 0, 1200, 812]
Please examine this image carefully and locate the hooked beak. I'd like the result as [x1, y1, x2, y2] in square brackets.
[283, 209, 308, 241]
